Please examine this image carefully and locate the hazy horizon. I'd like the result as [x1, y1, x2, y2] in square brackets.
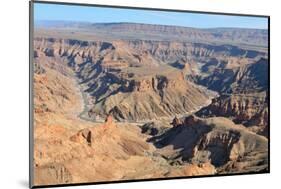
[34, 3, 268, 29]
[34, 19, 268, 30]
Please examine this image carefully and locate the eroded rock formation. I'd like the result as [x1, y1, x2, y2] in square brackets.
[149, 115, 268, 173]
[196, 58, 269, 137]
[33, 22, 269, 186]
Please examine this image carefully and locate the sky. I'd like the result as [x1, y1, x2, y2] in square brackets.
[34, 2, 268, 29]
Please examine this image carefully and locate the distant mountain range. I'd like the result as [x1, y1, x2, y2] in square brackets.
[35, 20, 268, 47]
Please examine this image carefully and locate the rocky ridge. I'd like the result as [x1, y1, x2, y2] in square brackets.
[34, 37, 220, 121]
[196, 58, 269, 137]
[149, 115, 268, 173]
[33, 23, 269, 186]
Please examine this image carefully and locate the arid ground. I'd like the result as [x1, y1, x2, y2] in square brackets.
[33, 21, 269, 186]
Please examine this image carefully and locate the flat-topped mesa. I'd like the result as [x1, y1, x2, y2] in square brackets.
[132, 71, 186, 92]
[35, 21, 268, 46]
[101, 70, 212, 121]
[166, 72, 186, 89]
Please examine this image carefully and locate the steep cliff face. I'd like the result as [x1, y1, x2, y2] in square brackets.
[149, 115, 268, 173]
[196, 58, 269, 136]
[198, 58, 268, 93]
[33, 22, 268, 185]
[127, 40, 267, 61]
[197, 93, 268, 130]
[34, 38, 218, 121]
[90, 71, 213, 121]
[34, 36, 268, 126]
[34, 38, 266, 67]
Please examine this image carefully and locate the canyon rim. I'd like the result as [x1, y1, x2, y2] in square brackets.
[31, 2, 269, 187]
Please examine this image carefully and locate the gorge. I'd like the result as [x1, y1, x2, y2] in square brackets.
[33, 22, 269, 185]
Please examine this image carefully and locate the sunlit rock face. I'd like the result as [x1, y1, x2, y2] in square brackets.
[33, 22, 268, 185]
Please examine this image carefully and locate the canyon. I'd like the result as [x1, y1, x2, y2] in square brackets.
[33, 22, 269, 186]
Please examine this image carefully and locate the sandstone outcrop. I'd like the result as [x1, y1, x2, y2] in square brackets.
[32, 22, 268, 186]
[167, 162, 216, 177]
[196, 58, 269, 136]
[149, 115, 268, 173]
[34, 163, 72, 185]
[34, 38, 218, 121]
